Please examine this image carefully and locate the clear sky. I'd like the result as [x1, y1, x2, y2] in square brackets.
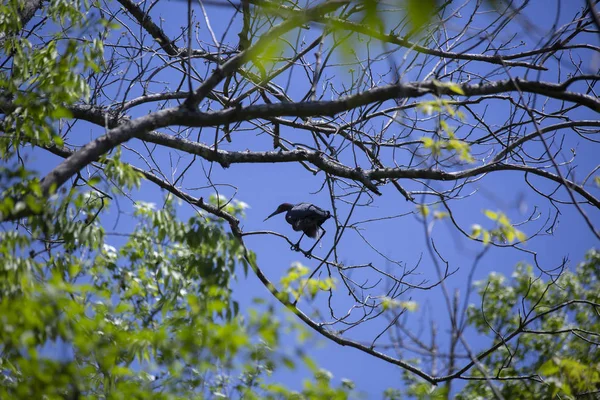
[28, 0, 600, 397]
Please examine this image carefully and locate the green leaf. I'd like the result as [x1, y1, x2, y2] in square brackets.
[406, 0, 436, 30]
[433, 211, 449, 219]
[497, 213, 510, 227]
[504, 228, 515, 243]
[400, 300, 418, 312]
[482, 230, 491, 245]
[431, 386, 450, 399]
[50, 106, 73, 119]
[417, 204, 430, 217]
[471, 224, 482, 239]
[484, 210, 498, 221]
[446, 82, 465, 95]
[24, 194, 42, 213]
[422, 137, 435, 148]
[52, 135, 65, 146]
[440, 120, 449, 133]
[303, 354, 319, 373]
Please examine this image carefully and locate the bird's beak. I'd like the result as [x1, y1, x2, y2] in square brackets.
[263, 210, 280, 222]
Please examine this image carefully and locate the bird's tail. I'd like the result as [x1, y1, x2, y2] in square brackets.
[306, 225, 322, 239]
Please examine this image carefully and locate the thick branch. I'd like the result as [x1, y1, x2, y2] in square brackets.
[136, 130, 599, 209]
[9, 78, 597, 128]
[39, 108, 180, 196]
[135, 130, 382, 195]
[178, 79, 600, 121]
[2, 73, 597, 221]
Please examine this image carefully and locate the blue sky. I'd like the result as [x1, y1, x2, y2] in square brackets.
[24, 0, 600, 397]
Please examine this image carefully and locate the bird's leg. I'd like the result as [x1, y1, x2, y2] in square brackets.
[291, 233, 305, 251]
[305, 228, 325, 258]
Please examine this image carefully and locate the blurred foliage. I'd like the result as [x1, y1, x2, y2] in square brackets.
[0, 0, 104, 155]
[388, 251, 600, 399]
[471, 209, 527, 245]
[280, 262, 337, 301]
[419, 99, 473, 165]
[416, 203, 448, 221]
[1, 1, 597, 399]
[456, 250, 600, 399]
[0, 0, 106, 220]
[0, 2, 359, 397]
[381, 297, 418, 312]
[0, 188, 357, 398]
[101, 147, 144, 192]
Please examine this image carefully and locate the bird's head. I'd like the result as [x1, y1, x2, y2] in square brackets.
[264, 203, 294, 222]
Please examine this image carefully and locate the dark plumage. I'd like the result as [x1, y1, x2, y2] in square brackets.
[264, 202, 331, 254]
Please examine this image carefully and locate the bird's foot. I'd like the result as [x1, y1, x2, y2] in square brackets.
[290, 243, 300, 251]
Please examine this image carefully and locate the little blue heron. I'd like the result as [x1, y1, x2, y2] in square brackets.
[264, 202, 331, 255]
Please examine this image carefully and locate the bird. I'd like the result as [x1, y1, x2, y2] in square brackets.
[264, 202, 331, 256]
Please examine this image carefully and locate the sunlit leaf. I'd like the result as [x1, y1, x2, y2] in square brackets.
[484, 210, 498, 221]
[417, 204, 430, 217]
[446, 82, 465, 95]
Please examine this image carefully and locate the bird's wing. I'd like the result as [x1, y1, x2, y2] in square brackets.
[290, 203, 328, 220]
